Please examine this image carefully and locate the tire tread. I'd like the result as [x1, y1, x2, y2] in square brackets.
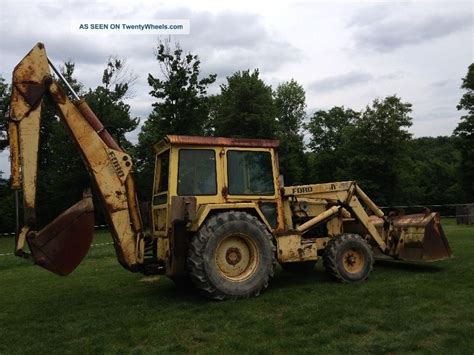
[187, 211, 276, 300]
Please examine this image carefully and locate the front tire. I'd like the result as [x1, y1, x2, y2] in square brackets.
[323, 234, 373, 283]
[187, 211, 276, 300]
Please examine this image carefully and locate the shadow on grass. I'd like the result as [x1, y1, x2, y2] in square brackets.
[139, 268, 334, 303]
[140, 278, 213, 305]
[375, 259, 443, 273]
[270, 267, 333, 289]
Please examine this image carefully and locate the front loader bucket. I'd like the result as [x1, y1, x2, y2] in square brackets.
[370, 212, 452, 262]
[26, 197, 95, 276]
[391, 212, 452, 262]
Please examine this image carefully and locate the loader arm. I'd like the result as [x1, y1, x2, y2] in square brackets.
[7, 43, 145, 275]
[284, 181, 452, 262]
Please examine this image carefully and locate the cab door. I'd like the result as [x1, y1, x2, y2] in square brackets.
[151, 149, 170, 237]
[224, 148, 283, 230]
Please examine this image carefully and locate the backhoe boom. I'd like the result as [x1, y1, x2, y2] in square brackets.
[8, 43, 145, 275]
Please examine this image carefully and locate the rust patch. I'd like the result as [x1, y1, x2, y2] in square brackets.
[27, 196, 95, 276]
[50, 84, 67, 104]
[14, 83, 46, 107]
[75, 100, 122, 151]
[370, 212, 452, 262]
[297, 248, 304, 259]
[221, 186, 229, 200]
[163, 135, 280, 148]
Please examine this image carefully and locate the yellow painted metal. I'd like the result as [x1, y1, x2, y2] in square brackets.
[151, 148, 169, 238]
[276, 234, 317, 263]
[16, 114, 41, 225]
[215, 233, 259, 281]
[284, 181, 387, 251]
[151, 139, 283, 268]
[8, 42, 144, 271]
[348, 195, 387, 250]
[192, 202, 273, 232]
[8, 44, 49, 255]
[7, 122, 21, 189]
[315, 237, 330, 250]
[48, 81, 140, 267]
[342, 248, 365, 274]
[340, 207, 351, 218]
[282, 197, 294, 230]
[327, 216, 343, 237]
[283, 181, 354, 198]
[16, 227, 28, 255]
[151, 139, 393, 267]
[296, 205, 340, 232]
[151, 141, 281, 231]
[355, 184, 384, 218]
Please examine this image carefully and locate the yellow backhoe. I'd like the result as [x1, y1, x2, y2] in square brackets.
[6, 43, 452, 299]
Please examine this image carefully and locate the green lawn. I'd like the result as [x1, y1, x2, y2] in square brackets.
[0, 220, 473, 354]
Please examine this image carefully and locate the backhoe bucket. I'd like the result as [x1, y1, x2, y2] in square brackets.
[26, 197, 95, 276]
[373, 212, 452, 262]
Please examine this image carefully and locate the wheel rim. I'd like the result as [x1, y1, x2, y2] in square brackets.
[215, 233, 259, 281]
[342, 248, 365, 274]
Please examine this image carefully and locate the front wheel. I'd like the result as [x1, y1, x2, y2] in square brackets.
[323, 234, 373, 283]
[187, 211, 276, 300]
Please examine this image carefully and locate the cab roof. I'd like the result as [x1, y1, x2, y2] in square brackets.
[154, 135, 280, 153]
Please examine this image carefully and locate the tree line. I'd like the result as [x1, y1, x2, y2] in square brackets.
[0, 40, 472, 232]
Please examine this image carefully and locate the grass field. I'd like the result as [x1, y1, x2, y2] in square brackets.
[0, 220, 473, 354]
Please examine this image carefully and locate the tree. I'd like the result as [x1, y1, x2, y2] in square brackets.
[0, 76, 15, 233]
[343, 95, 413, 205]
[34, 60, 138, 225]
[274, 79, 307, 185]
[0, 76, 10, 152]
[214, 69, 276, 139]
[135, 40, 216, 197]
[398, 136, 461, 205]
[306, 106, 359, 183]
[84, 57, 139, 151]
[454, 63, 474, 202]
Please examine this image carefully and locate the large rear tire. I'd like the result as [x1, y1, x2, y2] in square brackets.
[187, 211, 276, 300]
[323, 234, 373, 283]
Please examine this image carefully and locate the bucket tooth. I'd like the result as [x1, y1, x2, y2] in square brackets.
[27, 196, 95, 276]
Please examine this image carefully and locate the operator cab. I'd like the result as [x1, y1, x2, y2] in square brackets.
[151, 135, 282, 238]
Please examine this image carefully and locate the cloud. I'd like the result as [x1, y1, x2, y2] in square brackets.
[431, 79, 458, 88]
[308, 71, 374, 92]
[0, 3, 300, 94]
[151, 8, 302, 78]
[0, 2, 302, 135]
[348, 3, 473, 52]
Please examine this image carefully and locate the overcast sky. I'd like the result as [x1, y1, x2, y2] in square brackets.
[0, 0, 473, 177]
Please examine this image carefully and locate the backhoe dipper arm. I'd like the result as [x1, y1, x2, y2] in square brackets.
[8, 43, 144, 275]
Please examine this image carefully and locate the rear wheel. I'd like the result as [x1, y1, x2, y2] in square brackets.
[323, 234, 373, 283]
[187, 211, 276, 300]
[280, 260, 317, 273]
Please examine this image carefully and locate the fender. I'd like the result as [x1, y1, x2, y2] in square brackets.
[191, 203, 274, 232]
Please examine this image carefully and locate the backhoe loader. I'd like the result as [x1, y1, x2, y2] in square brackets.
[6, 43, 453, 300]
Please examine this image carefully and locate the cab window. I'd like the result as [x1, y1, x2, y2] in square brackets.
[154, 150, 169, 195]
[227, 150, 274, 195]
[178, 149, 217, 195]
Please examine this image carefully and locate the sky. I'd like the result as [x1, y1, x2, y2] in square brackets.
[0, 0, 473, 177]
